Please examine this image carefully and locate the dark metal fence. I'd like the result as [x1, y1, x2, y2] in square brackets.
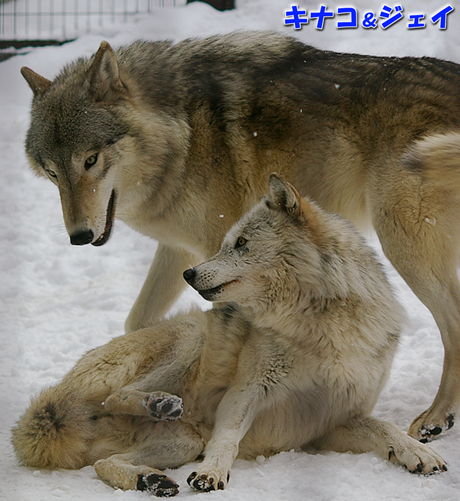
[0, 0, 180, 42]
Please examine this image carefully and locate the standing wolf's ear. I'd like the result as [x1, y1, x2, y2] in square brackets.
[266, 173, 301, 216]
[21, 67, 52, 97]
[86, 41, 127, 100]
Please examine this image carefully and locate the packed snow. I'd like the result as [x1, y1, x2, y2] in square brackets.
[1, 1, 460, 500]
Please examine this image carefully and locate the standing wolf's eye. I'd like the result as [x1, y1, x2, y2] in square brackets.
[84, 153, 98, 170]
[45, 168, 57, 179]
[235, 236, 247, 249]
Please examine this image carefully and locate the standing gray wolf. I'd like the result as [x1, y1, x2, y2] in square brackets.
[12, 175, 447, 496]
[20, 31, 460, 440]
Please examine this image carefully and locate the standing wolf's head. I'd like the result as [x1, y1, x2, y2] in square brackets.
[21, 41, 189, 246]
[21, 43, 130, 246]
[184, 173, 389, 316]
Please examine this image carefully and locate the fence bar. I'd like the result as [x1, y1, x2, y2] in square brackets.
[0, 1, 191, 42]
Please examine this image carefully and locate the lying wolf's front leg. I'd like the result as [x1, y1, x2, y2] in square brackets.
[104, 388, 183, 421]
[187, 384, 261, 491]
[313, 415, 447, 475]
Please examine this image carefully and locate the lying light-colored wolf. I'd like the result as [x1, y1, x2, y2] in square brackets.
[12, 175, 446, 496]
[20, 32, 460, 440]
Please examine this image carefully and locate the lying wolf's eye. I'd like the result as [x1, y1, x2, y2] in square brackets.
[235, 236, 247, 249]
[89, 414, 99, 421]
[45, 168, 57, 178]
[84, 153, 98, 170]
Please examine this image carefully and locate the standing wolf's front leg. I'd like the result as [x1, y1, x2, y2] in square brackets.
[125, 245, 201, 332]
[187, 384, 262, 491]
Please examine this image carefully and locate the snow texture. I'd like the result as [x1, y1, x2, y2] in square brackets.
[1, 1, 460, 500]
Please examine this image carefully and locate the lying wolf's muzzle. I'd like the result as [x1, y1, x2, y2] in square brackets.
[183, 268, 225, 301]
[183, 268, 195, 284]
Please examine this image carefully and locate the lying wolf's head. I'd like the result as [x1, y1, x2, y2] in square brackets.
[21, 41, 188, 246]
[184, 173, 361, 312]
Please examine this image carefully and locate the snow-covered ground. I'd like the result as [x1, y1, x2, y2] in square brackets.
[1, 1, 460, 499]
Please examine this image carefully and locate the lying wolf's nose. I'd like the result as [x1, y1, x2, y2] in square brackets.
[70, 230, 94, 245]
[183, 268, 195, 284]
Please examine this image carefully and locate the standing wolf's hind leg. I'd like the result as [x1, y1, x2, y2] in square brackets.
[370, 155, 460, 441]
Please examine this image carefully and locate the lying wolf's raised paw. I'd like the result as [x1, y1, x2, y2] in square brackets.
[137, 472, 179, 497]
[143, 392, 183, 421]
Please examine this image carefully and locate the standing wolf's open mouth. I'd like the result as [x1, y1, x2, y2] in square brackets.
[92, 190, 116, 247]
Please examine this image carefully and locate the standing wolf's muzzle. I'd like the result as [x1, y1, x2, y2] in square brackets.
[70, 230, 94, 246]
[68, 190, 117, 247]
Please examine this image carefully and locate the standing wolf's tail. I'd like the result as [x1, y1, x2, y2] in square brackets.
[403, 131, 460, 194]
[12, 386, 93, 469]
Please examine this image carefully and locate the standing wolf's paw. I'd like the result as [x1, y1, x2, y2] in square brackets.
[137, 472, 179, 497]
[409, 409, 455, 443]
[143, 392, 183, 421]
[187, 470, 230, 491]
[388, 438, 447, 475]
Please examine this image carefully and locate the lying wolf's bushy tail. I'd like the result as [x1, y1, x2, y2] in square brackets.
[12, 386, 92, 469]
[404, 132, 460, 194]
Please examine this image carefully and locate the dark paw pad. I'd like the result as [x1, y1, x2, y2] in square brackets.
[419, 414, 455, 443]
[187, 472, 214, 492]
[144, 393, 183, 421]
[187, 472, 226, 492]
[420, 425, 439, 443]
[137, 473, 179, 497]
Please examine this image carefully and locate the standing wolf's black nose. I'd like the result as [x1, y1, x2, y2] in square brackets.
[183, 268, 195, 284]
[70, 230, 94, 245]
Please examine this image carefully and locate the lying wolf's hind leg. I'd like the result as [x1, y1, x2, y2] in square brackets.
[95, 423, 205, 496]
[313, 416, 447, 475]
[104, 389, 183, 421]
[95, 455, 179, 497]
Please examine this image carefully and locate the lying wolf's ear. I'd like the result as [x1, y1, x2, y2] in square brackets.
[21, 67, 52, 97]
[267, 173, 326, 244]
[267, 173, 301, 217]
[86, 41, 126, 101]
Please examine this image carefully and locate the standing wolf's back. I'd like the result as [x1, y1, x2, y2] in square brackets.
[54, 32, 460, 225]
[119, 31, 460, 223]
